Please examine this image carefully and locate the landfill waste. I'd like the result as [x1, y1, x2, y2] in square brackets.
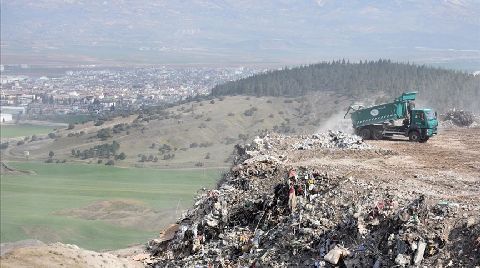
[440, 109, 478, 128]
[147, 132, 479, 267]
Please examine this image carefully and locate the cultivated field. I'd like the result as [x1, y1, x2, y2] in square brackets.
[0, 162, 222, 250]
[0, 124, 55, 138]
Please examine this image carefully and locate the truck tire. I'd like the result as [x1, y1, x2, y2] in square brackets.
[372, 129, 383, 140]
[359, 128, 371, 140]
[419, 136, 429, 143]
[408, 130, 420, 142]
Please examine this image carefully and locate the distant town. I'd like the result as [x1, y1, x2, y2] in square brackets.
[0, 65, 262, 123]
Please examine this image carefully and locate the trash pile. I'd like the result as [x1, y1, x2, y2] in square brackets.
[146, 133, 479, 267]
[249, 131, 371, 152]
[441, 109, 478, 128]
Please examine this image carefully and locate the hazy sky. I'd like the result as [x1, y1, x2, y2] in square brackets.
[1, 0, 479, 69]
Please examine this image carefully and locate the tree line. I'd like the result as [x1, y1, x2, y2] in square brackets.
[211, 60, 480, 112]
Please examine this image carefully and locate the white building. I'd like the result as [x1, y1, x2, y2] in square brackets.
[0, 113, 13, 122]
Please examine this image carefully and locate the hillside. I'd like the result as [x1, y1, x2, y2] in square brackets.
[4, 92, 352, 168]
[212, 60, 480, 112]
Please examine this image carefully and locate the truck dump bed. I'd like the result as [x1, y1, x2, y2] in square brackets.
[350, 92, 415, 128]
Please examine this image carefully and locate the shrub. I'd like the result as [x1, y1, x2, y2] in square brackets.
[117, 152, 126, 160]
[105, 160, 115, 165]
[189, 143, 198, 148]
[97, 128, 112, 140]
[67, 123, 75, 130]
[243, 107, 257, 116]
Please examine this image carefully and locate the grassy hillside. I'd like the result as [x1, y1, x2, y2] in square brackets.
[0, 162, 221, 250]
[5, 93, 351, 168]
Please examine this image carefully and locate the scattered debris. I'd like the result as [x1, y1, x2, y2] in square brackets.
[146, 132, 479, 267]
[441, 109, 478, 128]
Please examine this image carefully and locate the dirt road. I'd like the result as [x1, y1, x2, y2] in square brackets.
[290, 128, 479, 205]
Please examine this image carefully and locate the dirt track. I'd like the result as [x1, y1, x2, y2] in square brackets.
[290, 127, 479, 209]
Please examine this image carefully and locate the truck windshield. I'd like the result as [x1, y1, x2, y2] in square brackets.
[425, 110, 436, 120]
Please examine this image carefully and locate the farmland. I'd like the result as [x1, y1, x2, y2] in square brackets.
[0, 124, 55, 138]
[0, 162, 222, 250]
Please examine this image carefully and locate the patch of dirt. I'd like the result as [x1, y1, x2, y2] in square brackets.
[53, 199, 177, 231]
[0, 161, 35, 175]
[0, 242, 143, 268]
[0, 239, 45, 257]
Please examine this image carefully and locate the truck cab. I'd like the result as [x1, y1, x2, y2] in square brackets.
[409, 109, 438, 142]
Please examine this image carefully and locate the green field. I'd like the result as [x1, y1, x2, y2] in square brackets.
[0, 124, 55, 138]
[0, 162, 222, 250]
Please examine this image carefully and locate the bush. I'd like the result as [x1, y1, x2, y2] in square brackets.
[195, 162, 204, 167]
[94, 120, 105, 126]
[98, 159, 103, 164]
[48, 132, 56, 139]
[67, 123, 75, 130]
[0, 142, 9, 150]
[105, 160, 115, 166]
[243, 107, 258, 116]
[97, 128, 112, 140]
[210, 100, 215, 104]
[117, 152, 126, 160]
[190, 143, 198, 148]
[17, 140, 25, 146]
[228, 112, 235, 116]
[45, 158, 53, 163]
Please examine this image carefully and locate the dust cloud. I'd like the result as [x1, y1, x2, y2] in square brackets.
[317, 110, 354, 134]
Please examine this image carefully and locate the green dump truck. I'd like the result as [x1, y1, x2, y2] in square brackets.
[344, 92, 438, 142]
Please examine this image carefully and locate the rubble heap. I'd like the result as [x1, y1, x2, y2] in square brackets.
[147, 133, 479, 267]
[441, 109, 478, 128]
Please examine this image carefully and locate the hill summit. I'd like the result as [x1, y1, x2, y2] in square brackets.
[212, 60, 480, 112]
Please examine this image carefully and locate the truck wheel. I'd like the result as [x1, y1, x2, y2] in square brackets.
[372, 130, 383, 140]
[419, 136, 429, 143]
[359, 128, 371, 140]
[409, 130, 420, 142]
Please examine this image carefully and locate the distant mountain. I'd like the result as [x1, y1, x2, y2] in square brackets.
[1, 0, 479, 69]
[212, 60, 480, 112]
